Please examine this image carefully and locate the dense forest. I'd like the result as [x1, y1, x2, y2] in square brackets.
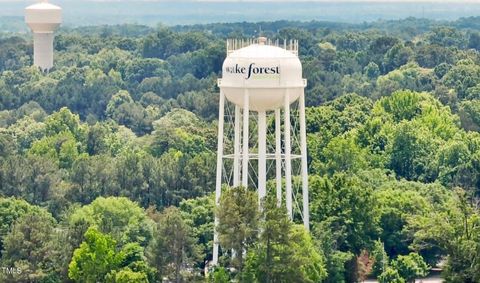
[1, 17, 480, 282]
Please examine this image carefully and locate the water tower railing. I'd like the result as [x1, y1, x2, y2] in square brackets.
[226, 38, 299, 56]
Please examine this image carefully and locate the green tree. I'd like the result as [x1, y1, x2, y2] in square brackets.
[1, 211, 63, 282]
[68, 227, 121, 283]
[149, 108, 213, 157]
[388, 122, 438, 181]
[29, 131, 81, 169]
[375, 187, 430, 258]
[68, 154, 116, 204]
[208, 267, 230, 283]
[0, 155, 61, 208]
[310, 174, 379, 253]
[409, 189, 480, 282]
[44, 107, 86, 142]
[106, 243, 155, 283]
[319, 134, 368, 175]
[107, 268, 149, 283]
[0, 197, 43, 254]
[443, 59, 480, 99]
[147, 206, 199, 283]
[391, 253, 429, 283]
[3, 116, 46, 151]
[243, 196, 327, 283]
[216, 186, 260, 270]
[371, 240, 389, 277]
[376, 64, 435, 97]
[378, 267, 405, 283]
[180, 195, 215, 265]
[106, 90, 134, 118]
[364, 62, 380, 79]
[67, 197, 154, 247]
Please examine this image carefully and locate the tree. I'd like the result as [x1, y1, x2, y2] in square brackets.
[375, 187, 430, 258]
[371, 240, 389, 277]
[310, 174, 379, 254]
[68, 227, 121, 283]
[364, 62, 380, 79]
[44, 107, 86, 142]
[306, 93, 373, 173]
[443, 59, 480, 99]
[391, 253, 429, 283]
[67, 197, 154, 247]
[106, 243, 155, 283]
[427, 27, 467, 48]
[216, 186, 260, 270]
[319, 134, 369, 175]
[357, 250, 374, 282]
[388, 122, 437, 181]
[180, 195, 215, 266]
[1, 211, 63, 282]
[383, 43, 413, 72]
[378, 90, 423, 122]
[376, 64, 435, 97]
[468, 31, 480, 50]
[141, 28, 178, 59]
[149, 108, 213, 157]
[68, 154, 116, 204]
[409, 189, 480, 282]
[0, 155, 61, 208]
[106, 90, 134, 118]
[459, 100, 480, 131]
[106, 90, 152, 135]
[147, 206, 199, 283]
[243, 196, 327, 283]
[208, 267, 230, 283]
[378, 267, 405, 283]
[28, 131, 81, 169]
[3, 116, 46, 151]
[107, 268, 149, 283]
[113, 149, 147, 202]
[0, 197, 43, 254]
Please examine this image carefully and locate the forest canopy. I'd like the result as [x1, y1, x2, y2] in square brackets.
[0, 17, 480, 282]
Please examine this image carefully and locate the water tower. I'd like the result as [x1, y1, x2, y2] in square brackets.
[213, 37, 309, 264]
[25, 0, 62, 72]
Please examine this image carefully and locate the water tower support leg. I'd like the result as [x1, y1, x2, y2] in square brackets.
[258, 111, 267, 203]
[284, 91, 293, 220]
[275, 109, 282, 206]
[233, 106, 241, 187]
[299, 90, 309, 231]
[213, 91, 225, 265]
[242, 90, 250, 187]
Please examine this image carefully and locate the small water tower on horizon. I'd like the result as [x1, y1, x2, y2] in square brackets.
[25, 0, 62, 72]
[213, 37, 309, 264]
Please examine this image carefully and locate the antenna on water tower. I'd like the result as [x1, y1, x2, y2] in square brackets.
[213, 37, 309, 265]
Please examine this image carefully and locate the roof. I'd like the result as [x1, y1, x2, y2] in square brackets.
[25, 2, 61, 11]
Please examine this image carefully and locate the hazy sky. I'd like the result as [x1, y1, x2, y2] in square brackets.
[3, 0, 480, 5]
[5, 0, 480, 2]
[4, 0, 480, 26]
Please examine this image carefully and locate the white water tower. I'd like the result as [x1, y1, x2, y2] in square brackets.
[213, 37, 309, 264]
[25, 0, 62, 71]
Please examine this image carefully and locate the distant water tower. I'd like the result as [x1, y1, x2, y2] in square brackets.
[213, 37, 309, 264]
[25, 0, 62, 72]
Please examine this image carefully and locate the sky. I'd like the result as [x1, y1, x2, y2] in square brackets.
[3, 0, 480, 2]
[3, 0, 480, 26]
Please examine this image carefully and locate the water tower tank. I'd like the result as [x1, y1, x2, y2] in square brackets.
[219, 37, 306, 112]
[25, 0, 62, 71]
